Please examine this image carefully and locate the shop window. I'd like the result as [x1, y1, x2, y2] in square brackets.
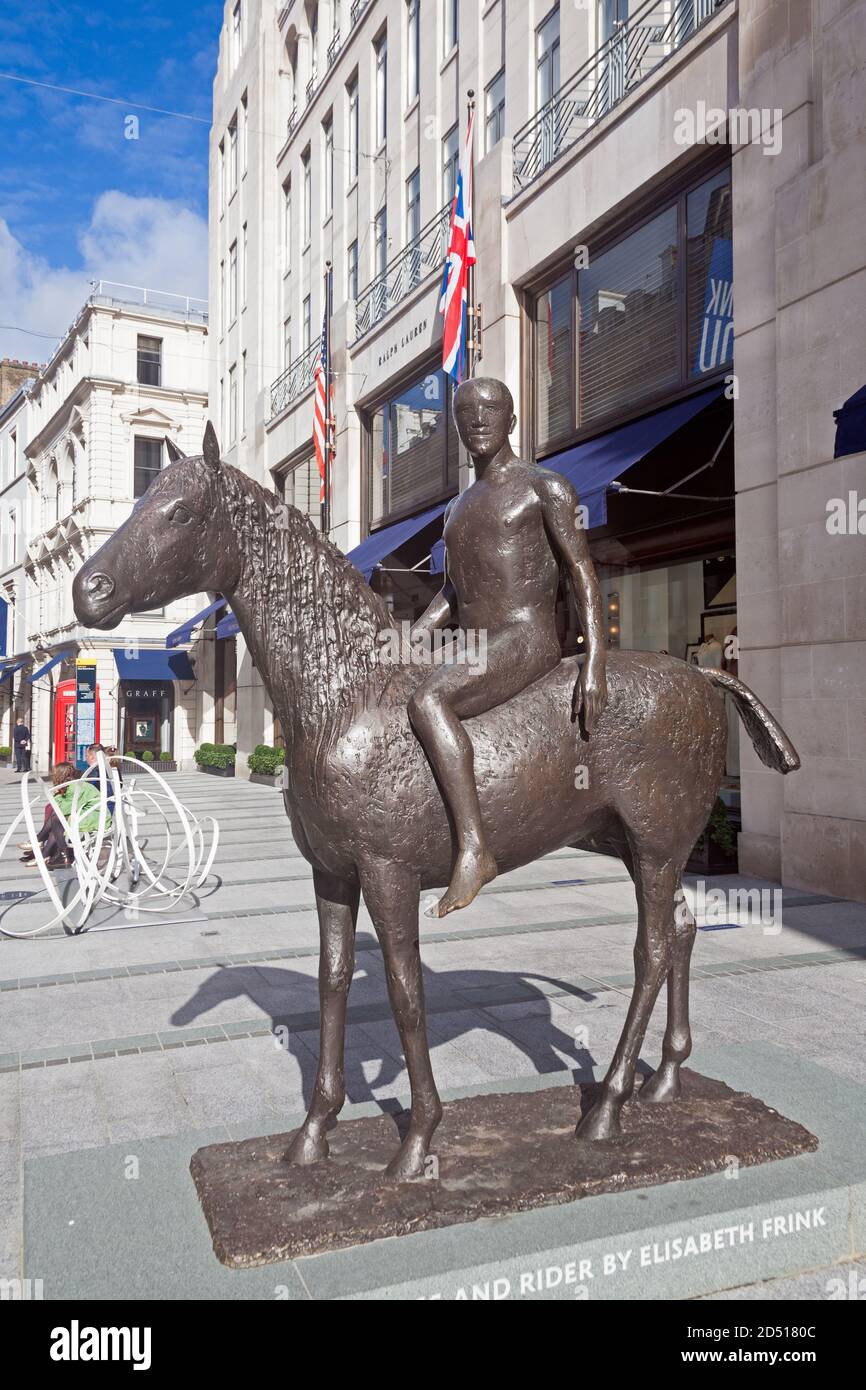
[687, 169, 733, 377]
[369, 367, 459, 526]
[535, 273, 572, 450]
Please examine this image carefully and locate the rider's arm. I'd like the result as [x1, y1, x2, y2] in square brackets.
[536, 472, 608, 731]
[411, 500, 457, 637]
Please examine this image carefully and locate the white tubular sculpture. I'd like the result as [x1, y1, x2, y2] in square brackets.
[0, 754, 219, 938]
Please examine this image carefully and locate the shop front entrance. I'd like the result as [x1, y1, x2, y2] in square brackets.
[120, 680, 174, 759]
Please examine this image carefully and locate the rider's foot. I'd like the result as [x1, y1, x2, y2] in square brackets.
[427, 847, 497, 918]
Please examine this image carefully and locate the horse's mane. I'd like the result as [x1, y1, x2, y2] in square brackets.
[213, 460, 393, 743]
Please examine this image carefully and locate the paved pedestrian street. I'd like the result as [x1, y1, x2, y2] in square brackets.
[2, 769, 865, 1300]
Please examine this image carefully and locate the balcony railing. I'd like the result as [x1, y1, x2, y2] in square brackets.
[327, 30, 341, 67]
[352, 203, 450, 343]
[306, 70, 318, 104]
[269, 340, 318, 421]
[349, 0, 370, 27]
[286, 105, 297, 138]
[512, 0, 730, 193]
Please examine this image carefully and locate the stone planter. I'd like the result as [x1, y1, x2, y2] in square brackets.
[686, 838, 738, 875]
[198, 763, 235, 778]
[151, 760, 178, 773]
[248, 771, 283, 787]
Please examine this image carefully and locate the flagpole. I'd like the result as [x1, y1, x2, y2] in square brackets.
[465, 90, 477, 379]
[323, 259, 333, 536]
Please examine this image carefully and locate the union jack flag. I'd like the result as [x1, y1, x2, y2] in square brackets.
[312, 308, 331, 504]
[439, 109, 476, 383]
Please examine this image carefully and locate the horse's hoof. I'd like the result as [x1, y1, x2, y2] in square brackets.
[384, 1137, 429, 1181]
[639, 1067, 681, 1104]
[284, 1128, 329, 1165]
[575, 1100, 621, 1143]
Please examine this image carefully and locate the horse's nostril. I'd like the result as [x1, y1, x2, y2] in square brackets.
[87, 571, 115, 599]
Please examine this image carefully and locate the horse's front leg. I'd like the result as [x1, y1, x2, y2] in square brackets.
[576, 857, 677, 1142]
[285, 867, 359, 1165]
[361, 858, 442, 1180]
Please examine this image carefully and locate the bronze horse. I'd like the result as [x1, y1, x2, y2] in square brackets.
[73, 426, 799, 1180]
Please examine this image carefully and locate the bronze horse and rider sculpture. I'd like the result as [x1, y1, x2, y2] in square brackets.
[73, 384, 799, 1182]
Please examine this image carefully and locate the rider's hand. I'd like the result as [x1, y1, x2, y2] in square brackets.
[576, 655, 608, 734]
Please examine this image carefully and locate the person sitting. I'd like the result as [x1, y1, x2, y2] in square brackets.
[82, 742, 122, 815]
[20, 763, 111, 869]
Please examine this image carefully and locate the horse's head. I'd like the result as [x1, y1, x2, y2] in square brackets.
[73, 423, 239, 629]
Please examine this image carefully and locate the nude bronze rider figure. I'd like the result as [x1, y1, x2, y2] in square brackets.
[409, 377, 609, 918]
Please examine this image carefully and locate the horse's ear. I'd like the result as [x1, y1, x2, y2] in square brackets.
[202, 421, 222, 470]
[165, 436, 186, 463]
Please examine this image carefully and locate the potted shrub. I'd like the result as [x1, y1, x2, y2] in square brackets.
[247, 743, 286, 786]
[194, 742, 236, 777]
[0, 745, 11, 768]
[686, 797, 739, 874]
[152, 748, 178, 773]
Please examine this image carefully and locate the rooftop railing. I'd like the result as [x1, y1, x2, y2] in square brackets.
[89, 281, 208, 322]
[269, 340, 318, 421]
[512, 0, 730, 194]
[352, 202, 449, 343]
[327, 30, 342, 67]
[349, 0, 370, 27]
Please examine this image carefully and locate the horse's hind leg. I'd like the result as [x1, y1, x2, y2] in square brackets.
[576, 854, 677, 1142]
[640, 878, 696, 1104]
[286, 868, 359, 1165]
[361, 858, 443, 1180]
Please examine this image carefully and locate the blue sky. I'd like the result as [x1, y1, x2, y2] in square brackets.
[0, 0, 223, 360]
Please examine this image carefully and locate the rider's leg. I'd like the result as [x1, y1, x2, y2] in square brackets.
[408, 625, 560, 916]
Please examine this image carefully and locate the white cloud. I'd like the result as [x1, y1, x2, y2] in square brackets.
[0, 192, 208, 362]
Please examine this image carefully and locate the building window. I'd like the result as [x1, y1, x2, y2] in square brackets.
[218, 139, 225, 211]
[284, 456, 322, 529]
[302, 149, 312, 244]
[229, 364, 238, 444]
[241, 350, 247, 435]
[228, 115, 238, 198]
[347, 74, 359, 183]
[369, 366, 459, 526]
[375, 32, 388, 148]
[136, 335, 161, 387]
[534, 274, 573, 451]
[406, 0, 420, 104]
[347, 238, 359, 302]
[374, 206, 388, 278]
[443, 0, 459, 55]
[303, 294, 312, 351]
[231, 2, 243, 67]
[406, 167, 421, 287]
[229, 240, 238, 323]
[133, 437, 163, 498]
[486, 69, 505, 151]
[310, 3, 319, 87]
[283, 316, 292, 369]
[242, 221, 248, 307]
[283, 180, 292, 270]
[536, 5, 560, 112]
[323, 115, 334, 216]
[442, 124, 459, 206]
[532, 166, 733, 451]
[219, 259, 226, 334]
[240, 90, 248, 173]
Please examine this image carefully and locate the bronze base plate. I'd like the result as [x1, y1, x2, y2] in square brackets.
[190, 1070, 818, 1268]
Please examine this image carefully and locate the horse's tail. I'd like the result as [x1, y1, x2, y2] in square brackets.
[700, 668, 800, 774]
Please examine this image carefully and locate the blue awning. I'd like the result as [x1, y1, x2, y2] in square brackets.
[542, 385, 725, 529]
[347, 502, 448, 580]
[430, 537, 445, 574]
[28, 650, 74, 683]
[113, 648, 195, 681]
[166, 597, 226, 648]
[216, 612, 240, 640]
[0, 658, 29, 682]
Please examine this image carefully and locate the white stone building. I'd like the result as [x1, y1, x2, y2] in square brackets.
[0, 378, 35, 749]
[210, 0, 866, 901]
[20, 283, 215, 772]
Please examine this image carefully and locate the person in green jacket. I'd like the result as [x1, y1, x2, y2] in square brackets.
[20, 763, 112, 869]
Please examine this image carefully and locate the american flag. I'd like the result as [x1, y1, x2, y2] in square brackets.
[312, 308, 331, 504]
[439, 108, 476, 383]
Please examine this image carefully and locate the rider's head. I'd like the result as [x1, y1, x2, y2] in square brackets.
[452, 378, 516, 462]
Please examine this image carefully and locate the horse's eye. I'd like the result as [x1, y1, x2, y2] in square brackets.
[169, 503, 193, 525]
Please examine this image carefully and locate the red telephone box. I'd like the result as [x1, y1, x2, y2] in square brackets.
[53, 678, 101, 766]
